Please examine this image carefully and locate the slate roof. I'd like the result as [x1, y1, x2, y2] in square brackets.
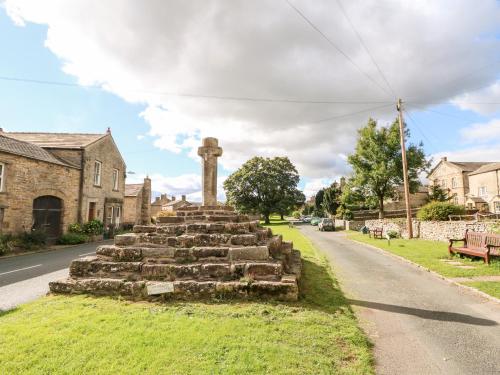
[449, 161, 493, 172]
[125, 184, 143, 197]
[0, 135, 75, 167]
[468, 162, 500, 176]
[5, 132, 107, 149]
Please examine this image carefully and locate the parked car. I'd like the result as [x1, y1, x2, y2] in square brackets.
[310, 217, 321, 226]
[318, 218, 334, 231]
[301, 216, 312, 223]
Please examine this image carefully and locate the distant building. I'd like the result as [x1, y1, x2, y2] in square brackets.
[151, 193, 171, 218]
[0, 129, 126, 240]
[123, 177, 151, 226]
[161, 195, 193, 212]
[466, 162, 500, 213]
[427, 157, 492, 206]
[384, 185, 429, 211]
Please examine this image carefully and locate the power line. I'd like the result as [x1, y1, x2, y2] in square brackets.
[284, 0, 392, 97]
[404, 109, 438, 152]
[335, 0, 397, 98]
[313, 103, 393, 123]
[0, 74, 394, 105]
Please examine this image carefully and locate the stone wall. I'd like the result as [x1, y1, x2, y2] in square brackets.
[0, 151, 80, 234]
[345, 220, 365, 231]
[364, 218, 499, 242]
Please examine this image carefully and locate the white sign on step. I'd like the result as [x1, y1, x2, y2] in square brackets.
[147, 282, 174, 295]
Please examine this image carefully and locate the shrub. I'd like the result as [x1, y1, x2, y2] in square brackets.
[83, 219, 104, 236]
[17, 230, 47, 248]
[386, 230, 399, 239]
[0, 234, 15, 255]
[68, 223, 84, 234]
[58, 232, 88, 245]
[417, 202, 465, 221]
[292, 211, 301, 219]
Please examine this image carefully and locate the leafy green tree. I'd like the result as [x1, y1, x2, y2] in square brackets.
[348, 118, 430, 218]
[224, 156, 304, 224]
[322, 182, 342, 215]
[428, 184, 449, 202]
[315, 189, 325, 211]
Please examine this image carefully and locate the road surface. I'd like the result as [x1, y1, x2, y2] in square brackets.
[299, 225, 500, 375]
[0, 241, 111, 311]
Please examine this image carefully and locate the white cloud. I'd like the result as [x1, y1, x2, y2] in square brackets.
[459, 118, 500, 143]
[5, 0, 500, 179]
[431, 145, 500, 164]
[303, 178, 332, 198]
[452, 81, 500, 115]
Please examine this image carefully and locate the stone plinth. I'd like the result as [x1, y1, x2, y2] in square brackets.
[50, 205, 302, 301]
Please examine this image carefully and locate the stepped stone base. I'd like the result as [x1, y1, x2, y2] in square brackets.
[50, 205, 302, 302]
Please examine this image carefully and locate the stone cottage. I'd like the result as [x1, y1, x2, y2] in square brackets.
[123, 177, 152, 226]
[2, 129, 126, 238]
[151, 194, 170, 218]
[466, 162, 500, 213]
[427, 157, 492, 205]
[161, 195, 194, 212]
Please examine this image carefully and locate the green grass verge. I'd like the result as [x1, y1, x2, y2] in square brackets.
[347, 231, 500, 278]
[461, 281, 500, 299]
[0, 219, 373, 375]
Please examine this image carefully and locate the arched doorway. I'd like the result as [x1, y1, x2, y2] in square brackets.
[33, 196, 63, 241]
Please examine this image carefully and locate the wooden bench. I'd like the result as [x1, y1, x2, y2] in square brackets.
[369, 227, 383, 239]
[448, 230, 500, 264]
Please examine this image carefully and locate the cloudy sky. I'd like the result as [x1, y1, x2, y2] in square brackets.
[1, 0, 499, 199]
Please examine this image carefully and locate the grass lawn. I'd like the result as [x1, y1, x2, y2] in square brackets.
[462, 281, 500, 299]
[0, 219, 373, 375]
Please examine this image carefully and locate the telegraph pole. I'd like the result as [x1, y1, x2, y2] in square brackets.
[397, 99, 413, 239]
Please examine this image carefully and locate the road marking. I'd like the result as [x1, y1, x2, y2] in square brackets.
[0, 264, 42, 276]
[79, 252, 95, 257]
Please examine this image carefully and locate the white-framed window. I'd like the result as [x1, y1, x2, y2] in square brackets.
[452, 196, 459, 205]
[441, 179, 447, 188]
[478, 186, 487, 197]
[94, 160, 102, 186]
[494, 201, 500, 214]
[451, 177, 457, 188]
[0, 162, 5, 192]
[112, 169, 119, 191]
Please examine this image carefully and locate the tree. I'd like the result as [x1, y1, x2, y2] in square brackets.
[348, 118, 429, 218]
[322, 182, 342, 215]
[223, 156, 305, 224]
[428, 184, 450, 202]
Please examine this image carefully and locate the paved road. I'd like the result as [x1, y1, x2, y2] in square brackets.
[0, 241, 111, 311]
[299, 225, 500, 375]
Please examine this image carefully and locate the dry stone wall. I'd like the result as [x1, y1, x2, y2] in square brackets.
[364, 218, 498, 241]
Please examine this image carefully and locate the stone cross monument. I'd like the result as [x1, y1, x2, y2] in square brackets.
[197, 137, 223, 206]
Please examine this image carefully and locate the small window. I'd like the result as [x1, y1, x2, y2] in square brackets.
[0, 163, 5, 192]
[494, 201, 500, 214]
[94, 161, 102, 186]
[112, 169, 119, 190]
[478, 186, 487, 197]
[452, 196, 458, 205]
[451, 177, 457, 188]
[441, 179, 447, 188]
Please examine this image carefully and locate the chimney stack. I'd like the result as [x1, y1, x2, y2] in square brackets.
[172, 196, 176, 201]
[441, 156, 447, 162]
[181, 195, 186, 201]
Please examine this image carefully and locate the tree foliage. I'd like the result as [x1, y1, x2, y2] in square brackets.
[347, 118, 430, 218]
[428, 184, 449, 202]
[223, 156, 305, 223]
[322, 182, 342, 215]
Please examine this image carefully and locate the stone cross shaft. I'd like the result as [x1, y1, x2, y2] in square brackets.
[197, 137, 223, 206]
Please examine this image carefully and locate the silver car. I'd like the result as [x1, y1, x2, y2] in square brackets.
[318, 218, 334, 231]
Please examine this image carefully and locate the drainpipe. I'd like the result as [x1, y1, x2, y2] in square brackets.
[77, 149, 86, 224]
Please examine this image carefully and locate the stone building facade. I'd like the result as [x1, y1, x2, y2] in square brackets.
[0, 135, 81, 240]
[428, 157, 491, 205]
[467, 163, 500, 213]
[384, 185, 429, 211]
[123, 178, 152, 226]
[161, 195, 193, 212]
[2, 130, 126, 238]
[151, 194, 170, 218]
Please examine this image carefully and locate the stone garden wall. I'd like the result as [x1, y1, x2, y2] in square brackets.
[363, 218, 499, 242]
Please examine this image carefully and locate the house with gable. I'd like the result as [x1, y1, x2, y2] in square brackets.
[0, 129, 126, 239]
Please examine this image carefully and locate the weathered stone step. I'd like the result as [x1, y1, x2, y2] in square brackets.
[133, 221, 260, 235]
[49, 275, 298, 301]
[97, 244, 272, 263]
[70, 256, 283, 282]
[156, 214, 250, 224]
